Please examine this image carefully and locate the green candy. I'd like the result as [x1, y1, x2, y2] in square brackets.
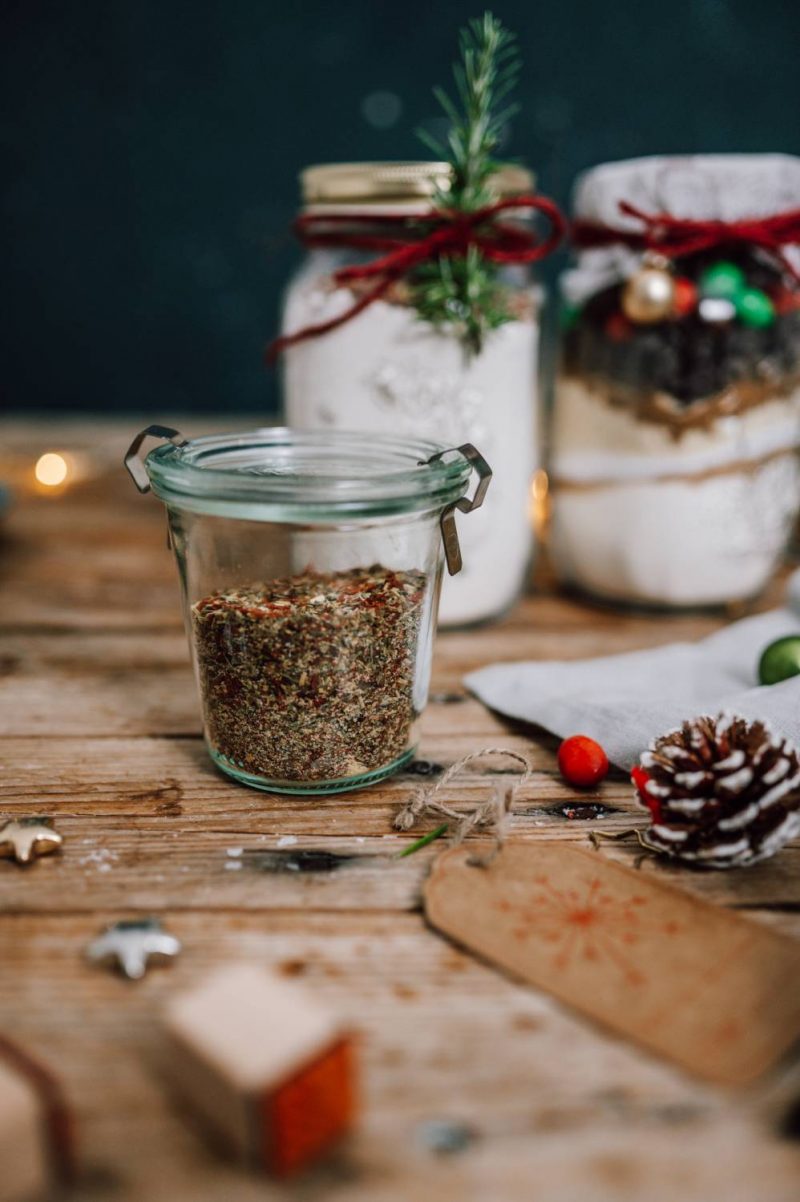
[736, 287, 776, 329]
[758, 635, 800, 685]
[560, 301, 581, 330]
[699, 261, 745, 301]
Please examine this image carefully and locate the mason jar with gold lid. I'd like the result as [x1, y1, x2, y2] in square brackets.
[278, 160, 544, 628]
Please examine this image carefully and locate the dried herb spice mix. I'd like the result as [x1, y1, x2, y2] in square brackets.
[192, 565, 427, 784]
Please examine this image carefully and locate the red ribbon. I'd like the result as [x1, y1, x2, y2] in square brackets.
[266, 194, 565, 361]
[572, 201, 800, 284]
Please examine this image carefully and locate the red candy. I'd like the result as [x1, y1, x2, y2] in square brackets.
[605, 312, 633, 342]
[557, 735, 609, 789]
[774, 289, 800, 316]
[672, 277, 698, 317]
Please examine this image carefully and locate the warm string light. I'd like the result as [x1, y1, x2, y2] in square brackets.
[34, 452, 69, 487]
[530, 468, 550, 541]
[0, 448, 96, 497]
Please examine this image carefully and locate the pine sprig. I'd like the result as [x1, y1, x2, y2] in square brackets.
[412, 246, 515, 354]
[411, 12, 521, 353]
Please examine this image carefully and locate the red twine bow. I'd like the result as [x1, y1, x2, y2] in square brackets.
[572, 200, 800, 285]
[266, 194, 565, 362]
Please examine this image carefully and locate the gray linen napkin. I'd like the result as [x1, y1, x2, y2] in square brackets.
[465, 585, 800, 769]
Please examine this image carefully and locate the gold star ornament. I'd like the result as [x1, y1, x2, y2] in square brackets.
[0, 817, 63, 865]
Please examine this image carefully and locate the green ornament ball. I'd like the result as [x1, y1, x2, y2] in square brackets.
[699, 261, 745, 301]
[758, 635, 800, 685]
[736, 287, 776, 329]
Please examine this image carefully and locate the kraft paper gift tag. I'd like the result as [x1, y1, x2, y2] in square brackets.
[424, 843, 800, 1086]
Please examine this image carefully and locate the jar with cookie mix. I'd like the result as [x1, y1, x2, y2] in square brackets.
[550, 154, 800, 608]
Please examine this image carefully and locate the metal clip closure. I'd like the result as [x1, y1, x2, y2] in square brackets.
[422, 444, 492, 576]
[124, 425, 188, 494]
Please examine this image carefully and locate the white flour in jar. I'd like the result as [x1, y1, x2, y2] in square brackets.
[283, 275, 539, 626]
[551, 377, 800, 606]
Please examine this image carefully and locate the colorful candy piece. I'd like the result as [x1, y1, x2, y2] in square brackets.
[672, 276, 698, 317]
[774, 288, 800, 315]
[605, 311, 634, 342]
[698, 296, 736, 324]
[560, 300, 581, 329]
[736, 287, 776, 328]
[698, 261, 745, 301]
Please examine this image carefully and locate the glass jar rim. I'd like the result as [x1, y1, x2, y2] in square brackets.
[144, 427, 474, 521]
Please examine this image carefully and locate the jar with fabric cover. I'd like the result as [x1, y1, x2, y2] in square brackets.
[551, 154, 800, 608]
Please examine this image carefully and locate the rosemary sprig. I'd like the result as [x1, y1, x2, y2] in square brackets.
[394, 823, 449, 859]
[412, 12, 521, 355]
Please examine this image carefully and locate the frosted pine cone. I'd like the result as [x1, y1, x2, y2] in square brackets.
[632, 714, 800, 868]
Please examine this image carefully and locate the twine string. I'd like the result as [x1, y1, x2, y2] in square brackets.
[394, 747, 533, 864]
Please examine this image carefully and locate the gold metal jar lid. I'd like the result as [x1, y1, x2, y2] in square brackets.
[301, 161, 535, 205]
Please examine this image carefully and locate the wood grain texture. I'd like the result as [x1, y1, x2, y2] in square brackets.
[1, 420, 799, 1201]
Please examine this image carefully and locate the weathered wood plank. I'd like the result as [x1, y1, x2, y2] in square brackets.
[1, 912, 798, 1202]
[1, 832, 797, 913]
[1, 747, 798, 911]
[0, 633, 199, 736]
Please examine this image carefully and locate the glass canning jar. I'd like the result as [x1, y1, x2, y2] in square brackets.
[125, 426, 490, 795]
[551, 154, 800, 609]
[278, 161, 544, 628]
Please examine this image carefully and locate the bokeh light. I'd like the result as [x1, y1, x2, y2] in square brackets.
[34, 452, 69, 487]
[361, 90, 402, 130]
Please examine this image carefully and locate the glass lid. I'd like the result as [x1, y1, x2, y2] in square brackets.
[127, 427, 476, 521]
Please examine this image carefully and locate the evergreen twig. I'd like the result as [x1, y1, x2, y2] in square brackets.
[411, 12, 520, 354]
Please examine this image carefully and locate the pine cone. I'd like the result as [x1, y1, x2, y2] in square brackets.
[632, 713, 800, 868]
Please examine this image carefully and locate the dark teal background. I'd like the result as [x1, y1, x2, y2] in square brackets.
[2, 0, 799, 414]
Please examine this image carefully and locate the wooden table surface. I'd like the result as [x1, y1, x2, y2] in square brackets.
[2, 419, 800, 1202]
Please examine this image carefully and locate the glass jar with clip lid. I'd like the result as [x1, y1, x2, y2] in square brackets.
[125, 425, 490, 794]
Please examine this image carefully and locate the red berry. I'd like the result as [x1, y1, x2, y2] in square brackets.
[672, 277, 698, 317]
[557, 735, 609, 789]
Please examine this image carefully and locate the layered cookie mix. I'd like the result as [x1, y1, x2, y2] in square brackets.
[551, 155, 800, 607]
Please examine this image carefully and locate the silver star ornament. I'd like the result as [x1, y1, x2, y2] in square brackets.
[86, 917, 181, 980]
